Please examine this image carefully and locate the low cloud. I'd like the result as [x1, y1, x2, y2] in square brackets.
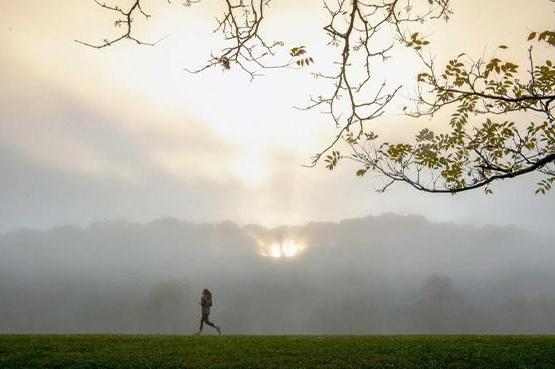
[1, 214, 553, 334]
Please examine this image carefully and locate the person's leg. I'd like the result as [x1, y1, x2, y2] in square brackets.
[196, 314, 207, 335]
[204, 316, 222, 335]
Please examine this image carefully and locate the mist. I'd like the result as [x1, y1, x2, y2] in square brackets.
[1, 214, 554, 335]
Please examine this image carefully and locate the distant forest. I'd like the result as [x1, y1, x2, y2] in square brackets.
[1, 214, 554, 334]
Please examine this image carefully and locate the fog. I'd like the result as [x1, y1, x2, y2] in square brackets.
[0, 214, 554, 334]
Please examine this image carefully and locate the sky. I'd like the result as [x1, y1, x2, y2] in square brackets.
[0, 0, 554, 233]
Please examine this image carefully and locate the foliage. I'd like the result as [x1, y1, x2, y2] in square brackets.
[79, 0, 554, 194]
[344, 33, 555, 193]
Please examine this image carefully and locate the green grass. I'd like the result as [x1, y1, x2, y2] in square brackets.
[1, 335, 554, 369]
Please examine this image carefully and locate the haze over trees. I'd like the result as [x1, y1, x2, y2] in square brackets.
[1, 214, 554, 334]
[79, 0, 555, 194]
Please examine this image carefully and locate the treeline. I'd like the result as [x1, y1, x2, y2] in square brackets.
[1, 215, 553, 334]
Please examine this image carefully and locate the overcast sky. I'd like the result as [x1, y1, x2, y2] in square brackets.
[0, 0, 553, 233]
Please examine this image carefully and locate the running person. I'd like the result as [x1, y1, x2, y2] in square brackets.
[195, 288, 221, 335]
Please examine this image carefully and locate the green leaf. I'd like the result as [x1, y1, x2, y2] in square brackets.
[356, 168, 367, 177]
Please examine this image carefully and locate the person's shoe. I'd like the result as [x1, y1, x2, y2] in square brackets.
[216, 326, 222, 335]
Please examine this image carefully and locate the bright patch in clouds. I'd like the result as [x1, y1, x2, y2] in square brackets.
[230, 154, 270, 186]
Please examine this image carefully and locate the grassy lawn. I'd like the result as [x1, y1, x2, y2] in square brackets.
[1, 335, 554, 369]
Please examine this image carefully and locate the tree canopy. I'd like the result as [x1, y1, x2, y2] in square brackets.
[78, 0, 555, 194]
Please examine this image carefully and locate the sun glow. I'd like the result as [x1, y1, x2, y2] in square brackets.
[262, 239, 305, 259]
[230, 155, 270, 186]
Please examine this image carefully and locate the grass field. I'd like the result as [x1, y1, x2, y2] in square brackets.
[1, 335, 554, 369]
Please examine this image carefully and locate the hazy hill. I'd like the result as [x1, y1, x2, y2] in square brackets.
[1, 214, 553, 334]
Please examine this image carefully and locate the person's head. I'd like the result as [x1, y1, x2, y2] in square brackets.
[203, 288, 210, 296]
